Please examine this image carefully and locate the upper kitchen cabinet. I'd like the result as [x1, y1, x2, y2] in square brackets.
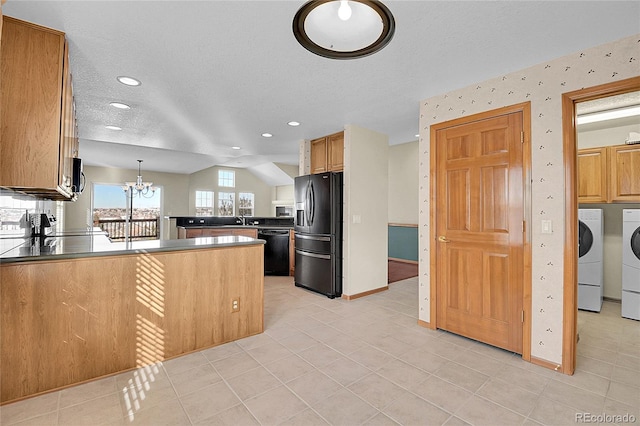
[609, 144, 640, 202]
[578, 144, 640, 204]
[310, 137, 328, 174]
[578, 147, 608, 203]
[310, 131, 344, 174]
[1, 16, 78, 201]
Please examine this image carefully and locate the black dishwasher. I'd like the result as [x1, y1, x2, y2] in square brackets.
[258, 229, 290, 275]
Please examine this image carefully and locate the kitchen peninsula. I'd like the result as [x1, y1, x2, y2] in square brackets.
[0, 233, 265, 403]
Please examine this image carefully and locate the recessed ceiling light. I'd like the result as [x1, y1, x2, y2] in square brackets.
[288, 121, 301, 127]
[116, 76, 141, 86]
[262, 133, 273, 138]
[231, 146, 241, 150]
[110, 102, 131, 110]
[415, 134, 419, 138]
[105, 125, 122, 131]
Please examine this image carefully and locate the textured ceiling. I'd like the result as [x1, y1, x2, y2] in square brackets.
[576, 91, 640, 115]
[3, 1, 639, 179]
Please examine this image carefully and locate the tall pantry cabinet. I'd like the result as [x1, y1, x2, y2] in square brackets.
[1, 16, 78, 200]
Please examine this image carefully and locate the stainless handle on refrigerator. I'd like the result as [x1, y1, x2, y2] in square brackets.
[309, 181, 315, 226]
[296, 249, 331, 260]
[295, 234, 330, 241]
[305, 184, 311, 226]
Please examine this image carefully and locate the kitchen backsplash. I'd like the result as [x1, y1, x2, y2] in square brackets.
[0, 189, 60, 237]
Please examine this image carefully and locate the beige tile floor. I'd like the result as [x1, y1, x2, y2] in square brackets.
[2, 276, 638, 426]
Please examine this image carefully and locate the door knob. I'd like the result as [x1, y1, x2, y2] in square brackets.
[438, 236, 450, 243]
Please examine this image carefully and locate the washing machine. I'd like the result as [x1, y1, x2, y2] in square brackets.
[578, 209, 604, 312]
[622, 209, 640, 320]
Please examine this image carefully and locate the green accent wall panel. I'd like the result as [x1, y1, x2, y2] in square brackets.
[388, 225, 418, 262]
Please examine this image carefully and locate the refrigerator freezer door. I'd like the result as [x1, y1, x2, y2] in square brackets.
[295, 233, 332, 253]
[295, 249, 337, 298]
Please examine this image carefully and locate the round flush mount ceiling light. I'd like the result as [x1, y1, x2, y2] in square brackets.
[231, 146, 241, 150]
[110, 102, 131, 110]
[287, 121, 301, 127]
[262, 133, 273, 138]
[105, 125, 122, 131]
[293, 0, 395, 60]
[117, 76, 141, 86]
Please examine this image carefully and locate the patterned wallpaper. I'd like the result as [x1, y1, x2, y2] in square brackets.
[299, 140, 310, 176]
[418, 34, 639, 364]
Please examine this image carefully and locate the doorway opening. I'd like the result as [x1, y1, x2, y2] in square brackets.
[561, 76, 640, 374]
[92, 183, 163, 241]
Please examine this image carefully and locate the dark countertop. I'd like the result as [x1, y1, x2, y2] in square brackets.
[177, 225, 293, 230]
[169, 216, 294, 228]
[0, 233, 265, 264]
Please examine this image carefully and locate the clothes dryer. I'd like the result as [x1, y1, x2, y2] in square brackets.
[578, 209, 604, 312]
[622, 209, 640, 320]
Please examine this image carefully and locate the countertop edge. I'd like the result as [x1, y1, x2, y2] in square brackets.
[1, 237, 265, 265]
[176, 225, 293, 230]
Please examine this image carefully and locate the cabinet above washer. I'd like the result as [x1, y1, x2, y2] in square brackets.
[578, 144, 640, 203]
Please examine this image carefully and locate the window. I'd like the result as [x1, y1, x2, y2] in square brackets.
[238, 192, 254, 217]
[195, 190, 214, 216]
[218, 192, 235, 216]
[92, 184, 162, 241]
[218, 170, 235, 187]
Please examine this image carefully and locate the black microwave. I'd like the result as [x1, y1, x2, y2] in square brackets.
[72, 158, 85, 193]
[275, 206, 293, 217]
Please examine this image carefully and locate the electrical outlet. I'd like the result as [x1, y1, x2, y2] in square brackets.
[231, 298, 240, 313]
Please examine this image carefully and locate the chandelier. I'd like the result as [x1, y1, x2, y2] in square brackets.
[122, 160, 156, 198]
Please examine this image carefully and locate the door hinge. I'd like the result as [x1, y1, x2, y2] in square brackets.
[520, 131, 524, 144]
[521, 310, 525, 323]
[522, 220, 525, 233]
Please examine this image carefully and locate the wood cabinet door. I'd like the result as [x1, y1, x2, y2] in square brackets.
[186, 228, 204, 238]
[610, 144, 640, 202]
[327, 132, 344, 171]
[577, 147, 608, 203]
[200, 228, 257, 238]
[1, 17, 65, 189]
[435, 111, 524, 354]
[310, 137, 328, 174]
[233, 228, 258, 238]
[202, 228, 226, 237]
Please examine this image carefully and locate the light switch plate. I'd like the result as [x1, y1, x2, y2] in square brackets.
[541, 220, 553, 234]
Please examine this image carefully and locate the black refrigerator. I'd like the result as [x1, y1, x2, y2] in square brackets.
[294, 172, 343, 298]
